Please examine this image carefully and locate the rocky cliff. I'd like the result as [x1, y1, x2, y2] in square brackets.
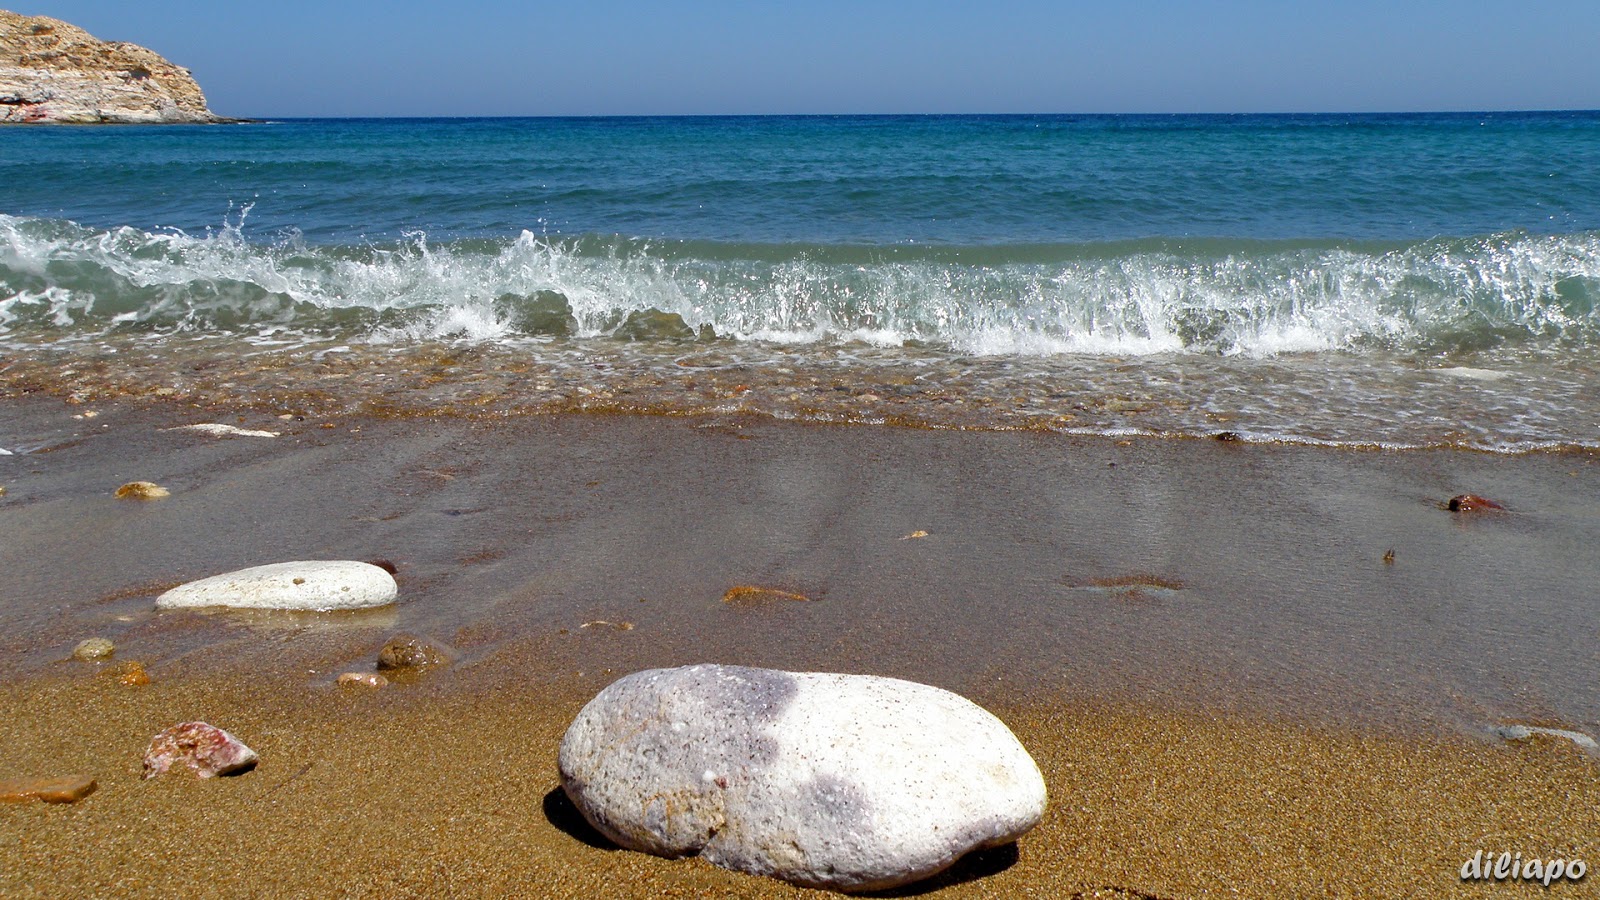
[1, 9, 230, 124]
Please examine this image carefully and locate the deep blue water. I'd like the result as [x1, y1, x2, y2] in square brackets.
[5, 113, 1600, 245]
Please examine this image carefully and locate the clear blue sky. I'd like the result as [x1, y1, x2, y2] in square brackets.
[23, 1, 1600, 117]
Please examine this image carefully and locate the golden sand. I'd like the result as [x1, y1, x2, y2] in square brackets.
[0, 655, 1594, 898]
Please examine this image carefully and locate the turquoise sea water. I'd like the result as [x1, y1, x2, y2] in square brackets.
[3, 113, 1599, 449]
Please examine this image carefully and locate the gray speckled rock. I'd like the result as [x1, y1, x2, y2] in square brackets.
[558, 664, 1046, 892]
[156, 561, 397, 611]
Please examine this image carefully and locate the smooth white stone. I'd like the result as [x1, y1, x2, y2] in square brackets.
[156, 561, 397, 611]
[559, 664, 1047, 892]
[166, 423, 280, 438]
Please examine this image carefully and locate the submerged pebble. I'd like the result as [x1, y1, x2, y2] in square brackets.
[579, 620, 635, 631]
[142, 722, 258, 779]
[1493, 725, 1599, 752]
[72, 637, 114, 660]
[376, 634, 449, 671]
[336, 671, 389, 688]
[166, 423, 279, 438]
[1448, 494, 1504, 512]
[721, 585, 812, 607]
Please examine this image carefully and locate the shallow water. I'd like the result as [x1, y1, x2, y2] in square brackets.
[2, 399, 1595, 738]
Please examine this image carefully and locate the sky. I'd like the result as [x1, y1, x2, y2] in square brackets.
[20, 1, 1600, 117]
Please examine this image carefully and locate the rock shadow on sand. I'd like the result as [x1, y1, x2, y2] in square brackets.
[541, 786, 619, 851]
[859, 841, 1020, 896]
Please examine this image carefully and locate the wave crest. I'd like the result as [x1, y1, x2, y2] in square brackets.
[2, 213, 1597, 356]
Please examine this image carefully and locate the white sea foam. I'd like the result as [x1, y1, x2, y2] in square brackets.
[3, 214, 1598, 361]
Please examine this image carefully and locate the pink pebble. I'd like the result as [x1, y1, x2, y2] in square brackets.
[142, 722, 259, 780]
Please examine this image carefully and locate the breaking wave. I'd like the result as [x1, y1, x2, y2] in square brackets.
[2, 212, 1597, 357]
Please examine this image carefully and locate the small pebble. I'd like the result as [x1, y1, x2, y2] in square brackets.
[1493, 725, 1599, 751]
[0, 775, 98, 804]
[376, 634, 449, 671]
[901, 530, 930, 540]
[336, 672, 389, 688]
[142, 722, 258, 779]
[579, 620, 635, 631]
[115, 481, 170, 500]
[166, 423, 279, 438]
[72, 637, 115, 660]
[1448, 494, 1504, 512]
[721, 585, 812, 606]
[118, 662, 151, 686]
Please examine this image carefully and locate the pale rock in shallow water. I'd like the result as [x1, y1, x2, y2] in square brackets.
[166, 423, 279, 438]
[1493, 724, 1599, 752]
[156, 561, 398, 611]
[142, 722, 257, 779]
[559, 664, 1047, 892]
[71, 637, 114, 660]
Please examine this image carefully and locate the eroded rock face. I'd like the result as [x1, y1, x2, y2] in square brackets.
[142, 722, 258, 779]
[558, 664, 1047, 892]
[1, 10, 229, 124]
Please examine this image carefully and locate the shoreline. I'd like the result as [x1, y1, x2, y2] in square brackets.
[1, 394, 1597, 894]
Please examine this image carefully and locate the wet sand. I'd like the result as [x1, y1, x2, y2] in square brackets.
[1, 395, 1597, 896]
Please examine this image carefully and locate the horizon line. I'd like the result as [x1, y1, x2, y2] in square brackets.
[226, 108, 1600, 121]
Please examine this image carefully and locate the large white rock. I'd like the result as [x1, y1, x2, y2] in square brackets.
[558, 664, 1047, 892]
[155, 561, 397, 611]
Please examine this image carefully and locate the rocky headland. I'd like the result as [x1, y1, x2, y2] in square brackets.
[0, 9, 232, 124]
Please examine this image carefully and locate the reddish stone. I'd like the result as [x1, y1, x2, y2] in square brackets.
[0, 775, 97, 804]
[142, 722, 258, 780]
[1448, 494, 1504, 512]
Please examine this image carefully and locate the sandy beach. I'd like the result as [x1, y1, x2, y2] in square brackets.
[1, 394, 1597, 897]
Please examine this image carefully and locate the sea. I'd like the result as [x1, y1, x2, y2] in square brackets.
[4, 112, 1600, 451]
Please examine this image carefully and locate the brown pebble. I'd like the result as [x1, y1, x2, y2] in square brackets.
[365, 558, 400, 575]
[376, 634, 448, 671]
[0, 775, 98, 804]
[336, 672, 389, 688]
[1383, 548, 1396, 564]
[1448, 494, 1504, 512]
[115, 481, 170, 500]
[118, 662, 151, 686]
[721, 585, 813, 607]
